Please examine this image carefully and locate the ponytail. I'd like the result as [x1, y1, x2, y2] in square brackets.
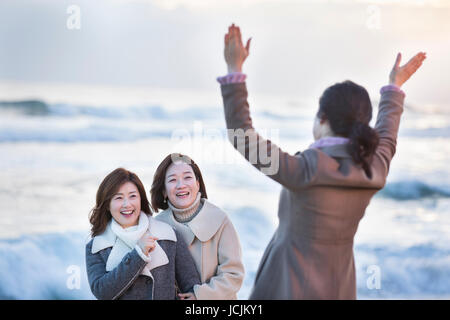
[318, 80, 379, 178]
[348, 122, 379, 178]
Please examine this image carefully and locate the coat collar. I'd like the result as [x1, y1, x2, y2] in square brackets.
[91, 215, 176, 254]
[91, 221, 115, 254]
[156, 199, 226, 245]
[315, 143, 353, 159]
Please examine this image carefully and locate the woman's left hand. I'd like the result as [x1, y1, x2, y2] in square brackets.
[178, 292, 197, 300]
[389, 52, 426, 87]
[224, 23, 251, 73]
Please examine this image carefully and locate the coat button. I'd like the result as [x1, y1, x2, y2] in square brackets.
[124, 257, 131, 265]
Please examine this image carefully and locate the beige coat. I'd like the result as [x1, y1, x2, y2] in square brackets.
[220, 82, 405, 299]
[155, 199, 245, 300]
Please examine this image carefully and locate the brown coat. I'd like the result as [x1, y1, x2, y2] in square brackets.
[220, 83, 405, 299]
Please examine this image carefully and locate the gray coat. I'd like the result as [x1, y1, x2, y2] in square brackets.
[220, 82, 404, 299]
[85, 227, 201, 300]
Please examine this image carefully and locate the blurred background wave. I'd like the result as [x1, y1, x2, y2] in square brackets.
[0, 0, 449, 299]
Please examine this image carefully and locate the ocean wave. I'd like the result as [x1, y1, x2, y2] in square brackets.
[0, 100, 49, 116]
[378, 180, 450, 200]
[0, 231, 94, 300]
[0, 99, 222, 121]
[0, 230, 448, 299]
[0, 120, 307, 143]
[355, 243, 450, 299]
[0, 125, 173, 143]
[400, 127, 450, 138]
[1, 99, 449, 146]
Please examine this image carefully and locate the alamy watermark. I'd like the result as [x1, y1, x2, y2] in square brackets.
[67, 5, 81, 30]
[366, 264, 381, 290]
[66, 265, 81, 290]
[366, 4, 381, 31]
[170, 121, 280, 175]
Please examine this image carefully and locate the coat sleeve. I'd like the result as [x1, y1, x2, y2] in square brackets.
[193, 218, 245, 300]
[221, 82, 318, 191]
[373, 89, 405, 179]
[174, 230, 202, 294]
[85, 240, 148, 300]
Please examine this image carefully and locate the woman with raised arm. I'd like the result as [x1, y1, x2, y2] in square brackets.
[218, 23, 426, 299]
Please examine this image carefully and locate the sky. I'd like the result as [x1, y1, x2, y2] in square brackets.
[0, 0, 449, 109]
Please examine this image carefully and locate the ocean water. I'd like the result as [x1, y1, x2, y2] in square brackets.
[0, 83, 449, 299]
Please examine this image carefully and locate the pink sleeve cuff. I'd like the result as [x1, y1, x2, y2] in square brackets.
[380, 84, 405, 96]
[217, 72, 247, 85]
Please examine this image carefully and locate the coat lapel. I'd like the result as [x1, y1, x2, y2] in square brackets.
[91, 221, 115, 254]
[154, 199, 226, 245]
[189, 200, 226, 242]
[146, 217, 176, 271]
[91, 216, 177, 274]
[105, 238, 131, 272]
[154, 209, 196, 245]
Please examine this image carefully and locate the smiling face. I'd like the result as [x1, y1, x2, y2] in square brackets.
[109, 181, 141, 228]
[164, 161, 200, 209]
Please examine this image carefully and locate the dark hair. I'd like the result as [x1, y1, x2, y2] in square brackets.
[150, 153, 208, 212]
[89, 168, 151, 237]
[318, 80, 379, 178]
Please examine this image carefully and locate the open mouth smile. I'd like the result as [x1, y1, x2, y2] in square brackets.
[176, 191, 190, 199]
[120, 209, 135, 216]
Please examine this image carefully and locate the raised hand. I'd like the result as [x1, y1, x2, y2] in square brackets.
[224, 23, 251, 73]
[389, 52, 427, 87]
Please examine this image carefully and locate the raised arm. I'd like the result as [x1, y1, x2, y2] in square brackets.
[219, 24, 319, 191]
[374, 52, 426, 176]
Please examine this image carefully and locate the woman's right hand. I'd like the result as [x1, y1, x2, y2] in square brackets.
[137, 232, 158, 256]
[389, 52, 427, 87]
[224, 23, 251, 73]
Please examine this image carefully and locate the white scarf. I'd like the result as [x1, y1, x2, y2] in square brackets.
[110, 211, 149, 249]
[107, 212, 169, 278]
